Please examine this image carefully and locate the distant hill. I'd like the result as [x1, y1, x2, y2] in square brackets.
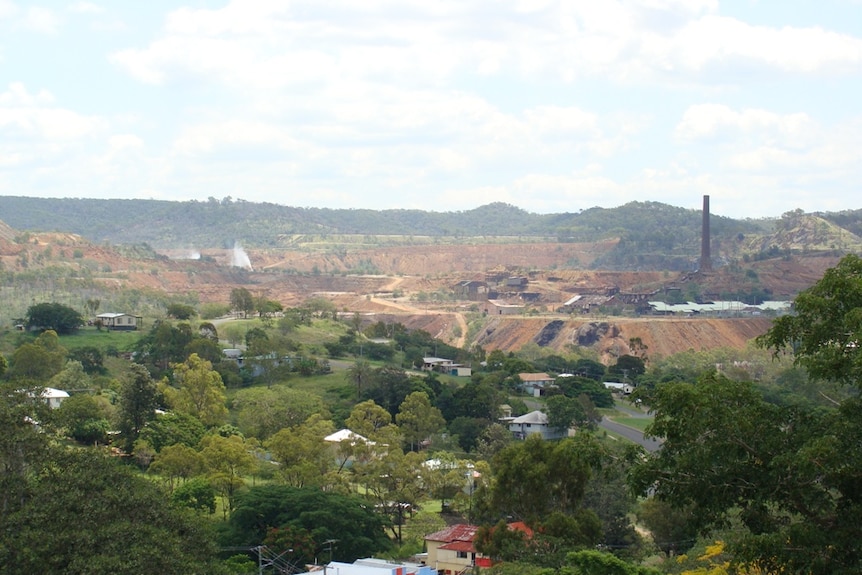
[0, 219, 16, 242]
[0, 195, 858, 271]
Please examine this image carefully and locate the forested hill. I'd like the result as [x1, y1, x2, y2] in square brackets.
[2, 196, 861, 271]
[0, 195, 762, 248]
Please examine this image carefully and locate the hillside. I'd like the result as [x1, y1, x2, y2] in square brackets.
[0, 207, 852, 363]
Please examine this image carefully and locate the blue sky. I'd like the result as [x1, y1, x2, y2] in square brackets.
[1, 0, 861, 219]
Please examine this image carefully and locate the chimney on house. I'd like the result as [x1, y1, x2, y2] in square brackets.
[700, 195, 712, 272]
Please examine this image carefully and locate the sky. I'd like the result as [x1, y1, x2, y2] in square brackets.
[1, 1, 861, 219]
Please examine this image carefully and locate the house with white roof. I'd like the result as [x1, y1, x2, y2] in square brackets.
[95, 312, 141, 330]
[508, 410, 567, 440]
[40, 387, 70, 409]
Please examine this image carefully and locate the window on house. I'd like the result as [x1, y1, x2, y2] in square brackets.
[456, 551, 468, 559]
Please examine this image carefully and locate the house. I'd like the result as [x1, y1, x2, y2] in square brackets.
[558, 294, 612, 314]
[424, 522, 532, 573]
[95, 312, 141, 331]
[485, 300, 524, 315]
[508, 410, 567, 440]
[517, 372, 556, 397]
[422, 357, 454, 372]
[425, 524, 482, 575]
[422, 357, 471, 376]
[505, 277, 528, 289]
[324, 428, 376, 468]
[452, 280, 488, 301]
[40, 387, 69, 409]
[294, 558, 435, 575]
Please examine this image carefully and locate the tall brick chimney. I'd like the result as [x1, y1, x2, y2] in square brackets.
[700, 195, 712, 272]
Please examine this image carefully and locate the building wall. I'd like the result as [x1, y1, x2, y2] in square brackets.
[426, 542, 474, 574]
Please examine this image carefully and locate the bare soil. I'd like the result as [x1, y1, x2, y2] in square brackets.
[3, 234, 839, 363]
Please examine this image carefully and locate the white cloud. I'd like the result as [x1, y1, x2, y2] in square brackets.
[0, 1, 18, 19]
[0, 83, 103, 140]
[23, 6, 60, 34]
[675, 104, 815, 144]
[68, 2, 102, 14]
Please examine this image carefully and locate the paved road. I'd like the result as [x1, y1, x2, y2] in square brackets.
[599, 416, 663, 452]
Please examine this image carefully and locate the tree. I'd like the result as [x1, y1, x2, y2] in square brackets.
[266, 414, 335, 487]
[149, 443, 205, 491]
[0, 448, 227, 575]
[68, 346, 106, 375]
[200, 434, 257, 517]
[229, 287, 255, 318]
[636, 498, 699, 557]
[345, 399, 400, 444]
[0, 383, 53, 521]
[164, 354, 228, 426]
[55, 392, 111, 444]
[347, 359, 373, 400]
[629, 372, 862, 574]
[139, 411, 207, 452]
[166, 303, 197, 320]
[255, 297, 283, 326]
[545, 394, 586, 433]
[357, 447, 426, 543]
[117, 363, 159, 453]
[477, 434, 601, 525]
[25, 302, 83, 334]
[396, 391, 445, 451]
[225, 485, 390, 562]
[757, 253, 862, 386]
[7, 330, 67, 382]
[233, 385, 325, 440]
[172, 476, 216, 514]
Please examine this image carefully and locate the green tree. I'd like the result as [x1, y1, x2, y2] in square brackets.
[396, 391, 445, 451]
[758, 253, 862, 385]
[139, 411, 207, 452]
[229, 287, 255, 318]
[225, 485, 390, 562]
[478, 434, 601, 525]
[200, 434, 257, 517]
[0, 448, 226, 574]
[166, 303, 197, 320]
[233, 385, 325, 440]
[347, 359, 373, 400]
[345, 399, 401, 447]
[629, 372, 862, 575]
[172, 476, 217, 514]
[545, 394, 586, 433]
[117, 363, 159, 453]
[8, 330, 67, 382]
[68, 346, 106, 375]
[266, 414, 335, 487]
[636, 498, 699, 557]
[25, 302, 84, 334]
[0, 383, 53, 521]
[164, 353, 228, 426]
[55, 392, 111, 444]
[356, 447, 425, 543]
[149, 443, 205, 491]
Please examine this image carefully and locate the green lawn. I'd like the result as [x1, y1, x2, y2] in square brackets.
[59, 327, 144, 351]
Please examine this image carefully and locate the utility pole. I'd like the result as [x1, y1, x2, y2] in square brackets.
[322, 539, 337, 575]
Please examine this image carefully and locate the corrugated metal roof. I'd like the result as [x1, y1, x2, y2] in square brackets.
[425, 524, 478, 543]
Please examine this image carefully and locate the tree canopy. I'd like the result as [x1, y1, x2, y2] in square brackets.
[25, 302, 84, 334]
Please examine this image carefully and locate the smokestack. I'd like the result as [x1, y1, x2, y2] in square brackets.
[700, 195, 712, 272]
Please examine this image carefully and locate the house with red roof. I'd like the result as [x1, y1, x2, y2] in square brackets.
[425, 524, 481, 574]
[425, 522, 534, 573]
